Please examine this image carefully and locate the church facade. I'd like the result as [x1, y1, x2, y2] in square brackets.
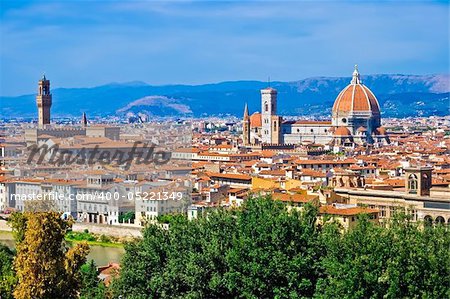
[243, 66, 389, 147]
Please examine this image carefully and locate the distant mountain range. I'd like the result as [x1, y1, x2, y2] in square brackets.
[1, 74, 449, 119]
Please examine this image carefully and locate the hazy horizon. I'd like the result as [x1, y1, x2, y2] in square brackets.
[2, 72, 449, 98]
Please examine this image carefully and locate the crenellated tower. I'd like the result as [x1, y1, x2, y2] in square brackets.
[81, 112, 88, 127]
[36, 74, 52, 128]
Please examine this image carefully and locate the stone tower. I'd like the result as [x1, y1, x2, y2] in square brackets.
[81, 112, 88, 127]
[405, 167, 432, 196]
[242, 103, 250, 146]
[36, 75, 52, 128]
[261, 87, 281, 144]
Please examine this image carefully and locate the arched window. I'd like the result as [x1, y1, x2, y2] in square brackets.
[424, 215, 433, 227]
[264, 102, 268, 112]
[408, 174, 418, 193]
[435, 216, 445, 225]
[422, 173, 429, 189]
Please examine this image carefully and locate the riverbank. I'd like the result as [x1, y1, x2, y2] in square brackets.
[66, 238, 124, 248]
[0, 230, 125, 265]
[65, 231, 125, 248]
[1, 219, 142, 238]
[72, 222, 142, 238]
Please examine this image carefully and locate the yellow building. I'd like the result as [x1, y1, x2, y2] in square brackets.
[318, 204, 379, 230]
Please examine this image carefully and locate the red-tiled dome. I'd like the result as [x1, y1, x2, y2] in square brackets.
[250, 112, 262, 127]
[373, 126, 387, 135]
[357, 126, 367, 132]
[332, 66, 380, 115]
[334, 126, 352, 136]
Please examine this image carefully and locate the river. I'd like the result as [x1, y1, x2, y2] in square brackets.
[0, 231, 125, 266]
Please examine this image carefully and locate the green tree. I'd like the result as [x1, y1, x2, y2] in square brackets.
[156, 213, 187, 225]
[113, 196, 324, 298]
[316, 214, 391, 298]
[315, 213, 450, 298]
[119, 211, 135, 223]
[112, 196, 450, 298]
[80, 259, 106, 299]
[10, 211, 90, 299]
[0, 244, 16, 299]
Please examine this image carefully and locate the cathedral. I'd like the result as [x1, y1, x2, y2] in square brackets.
[242, 66, 390, 148]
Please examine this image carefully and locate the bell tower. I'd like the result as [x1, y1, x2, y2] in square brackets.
[36, 74, 52, 128]
[405, 167, 432, 196]
[242, 103, 250, 146]
[261, 87, 281, 144]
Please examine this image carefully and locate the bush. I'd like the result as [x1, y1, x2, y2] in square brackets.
[98, 234, 111, 243]
[66, 231, 96, 242]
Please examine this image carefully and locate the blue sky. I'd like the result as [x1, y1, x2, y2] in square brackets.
[0, 0, 448, 96]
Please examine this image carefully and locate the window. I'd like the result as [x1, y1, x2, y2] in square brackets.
[379, 206, 386, 218]
[264, 102, 268, 112]
[389, 206, 395, 216]
[342, 118, 347, 123]
[408, 174, 418, 193]
[422, 173, 429, 189]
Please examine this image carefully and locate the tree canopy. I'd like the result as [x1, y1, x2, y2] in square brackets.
[9, 211, 90, 299]
[113, 196, 450, 298]
[0, 243, 16, 299]
[80, 259, 106, 299]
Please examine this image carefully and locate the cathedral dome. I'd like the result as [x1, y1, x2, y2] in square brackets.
[332, 65, 380, 115]
[334, 126, 352, 136]
[250, 112, 262, 127]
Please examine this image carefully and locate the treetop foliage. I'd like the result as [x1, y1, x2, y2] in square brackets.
[113, 196, 450, 298]
[9, 211, 90, 299]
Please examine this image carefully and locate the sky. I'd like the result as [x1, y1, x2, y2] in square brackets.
[0, 0, 448, 96]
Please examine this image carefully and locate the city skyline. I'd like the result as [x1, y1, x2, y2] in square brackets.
[1, 0, 449, 96]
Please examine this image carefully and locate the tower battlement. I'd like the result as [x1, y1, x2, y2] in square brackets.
[36, 75, 52, 128]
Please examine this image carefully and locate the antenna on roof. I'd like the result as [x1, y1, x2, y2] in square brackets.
[268, 76, 271, 87]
